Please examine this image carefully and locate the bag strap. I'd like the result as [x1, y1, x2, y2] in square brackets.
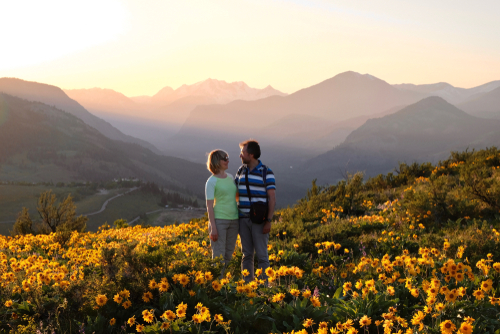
[245, 165, 269, 204]
[262, 165, 268, 204]
[262, 165, 267, 187]
[236, 165, 244, 179]
[244, 167, 252, 203]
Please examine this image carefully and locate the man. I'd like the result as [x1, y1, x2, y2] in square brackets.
[235, 139, 276, 282]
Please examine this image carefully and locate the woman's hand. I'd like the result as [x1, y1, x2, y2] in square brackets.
[206, 199, 217, 241]
[210, 228, 219, 242]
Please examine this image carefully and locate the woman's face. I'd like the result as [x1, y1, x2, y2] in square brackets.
[220, 155, 229, 171]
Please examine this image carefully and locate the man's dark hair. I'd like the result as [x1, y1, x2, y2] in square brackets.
[239, 139, 261, 159]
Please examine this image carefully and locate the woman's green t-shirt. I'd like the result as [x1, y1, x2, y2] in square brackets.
[205, 173, 238, 220]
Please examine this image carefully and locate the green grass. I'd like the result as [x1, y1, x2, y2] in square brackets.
[0, 184, 202, 235]
[0, 185, 126, 221]
[0, 223, 14, 236]
[0, 158, 77, 183]
[149, 209, 206, 227]
[0, 184, 43, 221]
[73, 189, 126, 215]
[85, 191, 163, 231]
[0, 185, 128, 236]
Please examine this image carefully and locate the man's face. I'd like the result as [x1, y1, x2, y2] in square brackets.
[239, 145, 252, 164]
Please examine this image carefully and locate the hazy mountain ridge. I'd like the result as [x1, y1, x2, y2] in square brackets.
[64, 88, 138, 111]
[176, 71, 427, 136]
[304, 96, 500, 184]
[164, 71, 427, 164]
[458, 86, 500, 119]
[0, 78, 160, 154]
[6, 72, 500, 206]
[394, 80, 500, 105]
[167, 72, 500, 173]
[150, 78, 288, 105]
[65, 79, 288, 147]
[0, 93, 207, 196]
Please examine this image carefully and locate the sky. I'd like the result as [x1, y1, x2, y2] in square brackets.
[1, 0, 500, 96]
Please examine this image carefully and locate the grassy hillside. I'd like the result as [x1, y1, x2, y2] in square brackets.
[1, 148, 500, 333]
[276, 146, 500, 263]
[85, 191, 163, 231]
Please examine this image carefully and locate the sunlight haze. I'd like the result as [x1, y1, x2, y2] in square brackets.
[1, 0, 500, 96]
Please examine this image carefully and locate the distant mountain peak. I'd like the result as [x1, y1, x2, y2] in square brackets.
[190, 78, 250, 89]
[155, 86, 174, 96]
[335, 71, 381, 80]
[151, 78, 287, 105]
[412, 95, 449, 105]
[316, 71, 391, 87]
[383, 96, 472, 122]
[394, 96, 467, 117]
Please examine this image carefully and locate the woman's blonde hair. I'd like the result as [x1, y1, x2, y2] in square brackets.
[207, 149, 228, 175]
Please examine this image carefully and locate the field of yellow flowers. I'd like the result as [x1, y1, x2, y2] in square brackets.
[1, 148, 500, 333]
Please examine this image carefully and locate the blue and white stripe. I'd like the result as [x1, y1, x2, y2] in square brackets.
[234, 161, 276, 217]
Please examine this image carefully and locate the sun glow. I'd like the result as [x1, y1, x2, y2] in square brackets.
[0, 0, 128, 70]
[1, 1, 499, 95]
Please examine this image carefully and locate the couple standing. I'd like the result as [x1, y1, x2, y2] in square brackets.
[205, 140, 276, 282]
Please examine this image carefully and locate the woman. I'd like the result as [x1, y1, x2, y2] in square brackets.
[205, 149, 239, 275]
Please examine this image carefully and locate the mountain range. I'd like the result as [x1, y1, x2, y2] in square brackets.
[144, 78, 287, 105]
[0, 92, 208, 196]
[64, 79, 288, 148]
[162, 72, 427, 163]
[394, 80, 500, 105]
[62, 71, 500, 204]
[458, 86, 500, 119]
[0, 78, 161, 154]
[3, 71, 500, 206]
[62, 72, 500, 167]
[304, 96, 500, 184]
[65, 78, 286, 113]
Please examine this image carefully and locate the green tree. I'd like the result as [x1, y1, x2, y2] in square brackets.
[113, 218, 129, 229]
[12, 190, 87, 236]
[11, 207, 34, 236]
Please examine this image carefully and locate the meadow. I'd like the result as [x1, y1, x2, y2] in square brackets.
[0, 184, 127, 236]
[146, 209, 207, 228]
[0, 182, 203, 235]
[1, 147, 500, 333]
[84, 192, 163, 231]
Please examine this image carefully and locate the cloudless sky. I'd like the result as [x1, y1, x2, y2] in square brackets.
[1, 0, 499, 96]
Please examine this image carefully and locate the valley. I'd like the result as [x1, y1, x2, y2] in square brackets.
[1, 71, 500, 236]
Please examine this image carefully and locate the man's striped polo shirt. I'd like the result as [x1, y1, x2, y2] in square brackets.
[234, 160, 276, 218]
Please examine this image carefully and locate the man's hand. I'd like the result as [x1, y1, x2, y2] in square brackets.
[210, 229, 219, 242]
[262, 221, 271, 234]
[265, 189, 276, 235]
